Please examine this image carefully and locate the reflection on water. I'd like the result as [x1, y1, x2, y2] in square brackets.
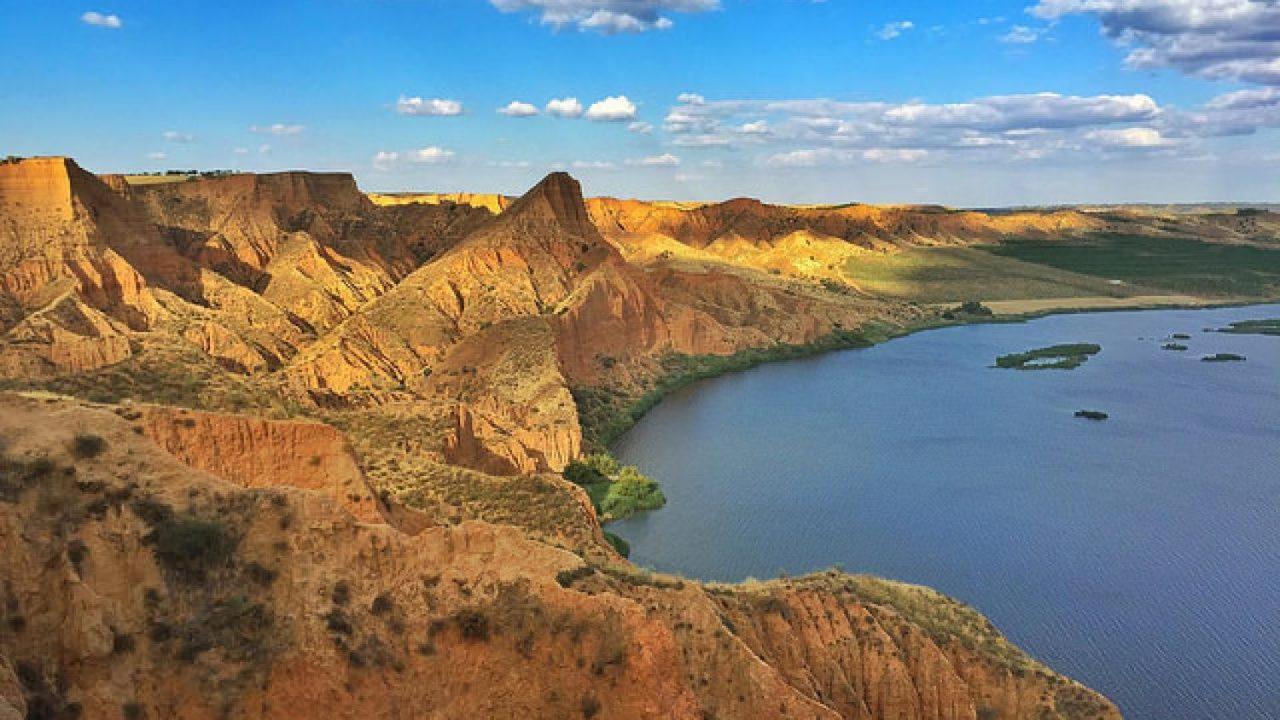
[611, 304, 1280, 720]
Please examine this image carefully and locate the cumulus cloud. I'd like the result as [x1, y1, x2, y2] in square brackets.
[489, 0, 718, 34]
[628, 121, 654, 134]
[396, 97, 464, 116]
[546, 97, 584, 118]
[627, 153, 681, 166]
[660, 89, 1269, 166]
[876, 20, 914, 40]
[250, 123, 305, 136]
[81, 11, 122, 28]
[372, 151, 400, 170]
[498, 101, 539, 117]
[677, 92, 707, 105]
[1030, 0, 1280, 85]
[162, 131, 193, 143]
[585, 95, 638, 121]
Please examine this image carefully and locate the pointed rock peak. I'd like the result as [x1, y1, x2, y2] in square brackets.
[504, 171, 595, 237]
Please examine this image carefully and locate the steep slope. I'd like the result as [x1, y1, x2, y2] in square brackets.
[0, 394, 1120, 720]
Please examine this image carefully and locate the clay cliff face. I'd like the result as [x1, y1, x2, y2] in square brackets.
[0, 395, 1120, 720]
[0, 157, 1127, 719]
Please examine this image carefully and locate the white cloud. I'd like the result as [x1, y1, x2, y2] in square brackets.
[546, 97, 584, 118]
[572, 160, 617, 169]
[1084, 127, 1175, 148]
[1030, 0, 1280, 85]
[498, 101, 539, 117]
[81, 11, 122, 28]
[585, 95, 638, 122]
[250, 123, 305, 136]
[146, 151, 166, 161]
[628, 121, 654, 134]
[162, 130, 193, 143]
[372, 151, 400, 170]
[627, 153, 681, 166]
[738, 120, 770, 134]
[396, 97, 464, 116]
[489, 160, 533, 168]
[233, 147, 249, 155]
[1000, 25, 1044, 44]
[677, 92, 707, 105]
[489, 0, 718, 34]
[862, 148, 930, 163]
[411, 146, 456, 164]
[876, 20, 914, 40]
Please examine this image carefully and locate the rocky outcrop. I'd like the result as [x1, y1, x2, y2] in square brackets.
[136, 404, 388, 524]
[0, 395, 1120, 720]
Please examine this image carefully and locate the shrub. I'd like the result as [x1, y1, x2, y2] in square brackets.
[371, 593, 393, 615]
[71, 434, 107, 460]
[150, 516, 235, 581]
[555, 565, 594, 588]
[455, 608, 490, 641]
[581, 694, 601, 719]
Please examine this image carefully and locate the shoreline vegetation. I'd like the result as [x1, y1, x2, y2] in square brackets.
[995, 343, 1102, 370]
[569, 296, 1279, 526]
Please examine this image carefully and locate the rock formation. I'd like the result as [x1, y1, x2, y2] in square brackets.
[0, 157, 1130, 719]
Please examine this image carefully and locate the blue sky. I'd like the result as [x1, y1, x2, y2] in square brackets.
[3, 0, 1278, 205]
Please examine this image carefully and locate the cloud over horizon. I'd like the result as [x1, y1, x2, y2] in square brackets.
[1031, 0, 1280, 86]
[489, 0, 718, 33]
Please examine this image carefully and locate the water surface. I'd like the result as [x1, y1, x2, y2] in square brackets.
[611, 303, 1280, 720]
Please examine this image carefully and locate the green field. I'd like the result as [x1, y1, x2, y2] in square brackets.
[840, 246, 1138, 303]
[988, 234, 1280, 298]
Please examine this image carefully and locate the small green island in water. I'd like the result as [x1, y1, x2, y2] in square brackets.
[995, 343, 1102, 370]
[1202, 352, 1247, 362]
[1217, 318, 1280, 336]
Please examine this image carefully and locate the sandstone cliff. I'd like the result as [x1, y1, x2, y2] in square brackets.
[0, 394, 1120, 720]
[0, 158, 1131, 719]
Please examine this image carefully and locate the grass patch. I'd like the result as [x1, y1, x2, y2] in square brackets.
[995, 343, 1101, 370]
[841, 245, 1132, 303]
[988, 233, 1280, 298]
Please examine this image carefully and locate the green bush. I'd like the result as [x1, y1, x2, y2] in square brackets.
[603, 531, 630, 558]
[600, 468, 666, 519]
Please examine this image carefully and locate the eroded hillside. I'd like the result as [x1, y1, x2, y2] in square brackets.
[0, 394, 1119, 720]
[7, 155, 1241, 718]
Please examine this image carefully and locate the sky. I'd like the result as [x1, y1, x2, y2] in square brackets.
[2, 0, 1279, 206]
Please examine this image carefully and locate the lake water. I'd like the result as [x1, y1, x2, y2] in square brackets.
[610, 303, 1280, 720]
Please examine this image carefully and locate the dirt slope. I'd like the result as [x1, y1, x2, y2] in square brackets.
[0, 394, 1120, 720]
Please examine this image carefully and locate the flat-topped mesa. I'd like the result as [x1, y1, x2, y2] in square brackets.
[128, 170, 371, 218]
[0, 157, 80, 222]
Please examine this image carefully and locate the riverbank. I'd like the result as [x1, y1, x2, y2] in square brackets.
[578, 293, 1277, 458]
